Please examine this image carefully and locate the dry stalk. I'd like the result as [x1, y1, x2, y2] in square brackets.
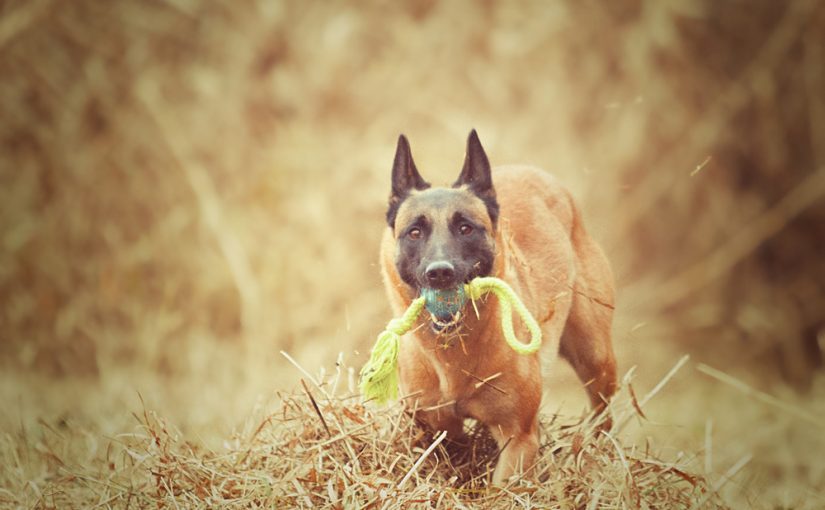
[398, 430, 448, 489]
[615, 354, 691, 433]
[697, 363, 823, 427]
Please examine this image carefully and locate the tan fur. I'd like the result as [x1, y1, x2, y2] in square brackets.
[380, 165, 617, 484]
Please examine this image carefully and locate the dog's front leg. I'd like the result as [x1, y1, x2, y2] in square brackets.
[415, 406, 467, 444]
[468, 362, 543, 484]
[490, 420, 539, 485]
[399, 346, 468, 444]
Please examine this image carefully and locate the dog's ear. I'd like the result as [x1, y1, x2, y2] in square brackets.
[454, 129, 499, 225]
[387, 134, 429, 227]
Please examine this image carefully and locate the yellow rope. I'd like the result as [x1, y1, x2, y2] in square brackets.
[359, 277, 542, 404]
[466, 277, 542, 355]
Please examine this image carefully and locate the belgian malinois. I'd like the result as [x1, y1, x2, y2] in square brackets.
[380, 130, 617, 484]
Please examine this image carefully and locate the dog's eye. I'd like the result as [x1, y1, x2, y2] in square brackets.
[459, 224, 473, 236]
[408, 228, 422, 240]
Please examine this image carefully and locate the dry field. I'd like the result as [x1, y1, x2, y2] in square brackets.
[1, 0, 824, 508]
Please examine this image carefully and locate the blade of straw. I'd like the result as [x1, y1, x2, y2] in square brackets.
[615, 355, 690, 433]
[697, 363, 822, 428]
[688, 453, 752, 510]
[398, 430, 448, 489]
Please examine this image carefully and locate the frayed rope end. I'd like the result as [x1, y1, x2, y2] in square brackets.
[359, 329, 401, 404]
[359, 296, 427, 405]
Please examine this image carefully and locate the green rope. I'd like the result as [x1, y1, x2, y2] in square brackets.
[466, 277, 542, 355]
[359, 276, 542, 404]
[358, 295, 427, 404]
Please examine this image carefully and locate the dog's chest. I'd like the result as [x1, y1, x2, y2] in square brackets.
[418, 338, 487, 403]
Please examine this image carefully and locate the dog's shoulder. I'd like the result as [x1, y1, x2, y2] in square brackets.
[492, 165, 576, 231]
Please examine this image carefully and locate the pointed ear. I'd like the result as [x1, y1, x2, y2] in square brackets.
[454, 129, 494, 196]
[387, 134, 429, 227]
[454, 129, 499, 225]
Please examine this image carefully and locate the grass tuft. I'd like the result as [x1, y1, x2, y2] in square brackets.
[2, 364, 726, 509]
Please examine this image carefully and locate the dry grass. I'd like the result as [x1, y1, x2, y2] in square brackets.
[1, 0, 824, 508]
[2, 360, 729, 509]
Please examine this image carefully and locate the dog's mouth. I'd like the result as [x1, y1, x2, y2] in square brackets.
[429, 310, 463, 333]
[421, 285, 467, 334]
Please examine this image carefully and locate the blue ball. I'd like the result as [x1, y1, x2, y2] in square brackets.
[421, 286, 467, 320]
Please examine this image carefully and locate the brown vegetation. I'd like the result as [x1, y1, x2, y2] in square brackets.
[1, 0, 823, 508]
[3, 362, 728, 509]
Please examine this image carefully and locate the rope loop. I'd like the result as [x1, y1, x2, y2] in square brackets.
[466, 277, 542, 355]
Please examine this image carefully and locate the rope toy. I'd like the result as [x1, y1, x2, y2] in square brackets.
[359, 276, 543, 404]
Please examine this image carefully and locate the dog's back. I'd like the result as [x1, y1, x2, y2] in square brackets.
[492, 165, 616, 408]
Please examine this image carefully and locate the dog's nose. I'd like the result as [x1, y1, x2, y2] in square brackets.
[425, 261, 456, 288]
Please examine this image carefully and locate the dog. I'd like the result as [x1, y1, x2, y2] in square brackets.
[379, 130, 617, 484]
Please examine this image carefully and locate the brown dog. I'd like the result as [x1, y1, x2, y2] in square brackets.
[379, 130, 617, 484]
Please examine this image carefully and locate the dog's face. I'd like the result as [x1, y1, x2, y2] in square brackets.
[386, 131, 499, 330]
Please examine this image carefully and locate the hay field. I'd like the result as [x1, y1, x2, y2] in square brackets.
[1, 0, 824, 508]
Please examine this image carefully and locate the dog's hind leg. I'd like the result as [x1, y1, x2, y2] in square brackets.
[559, 292, 617, 428]
[558, 217, 618, 428]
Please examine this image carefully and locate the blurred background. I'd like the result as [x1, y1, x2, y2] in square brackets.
[1, 0, 823, 506]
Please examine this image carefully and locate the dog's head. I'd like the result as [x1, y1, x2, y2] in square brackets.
[386, 130, 499, 332]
